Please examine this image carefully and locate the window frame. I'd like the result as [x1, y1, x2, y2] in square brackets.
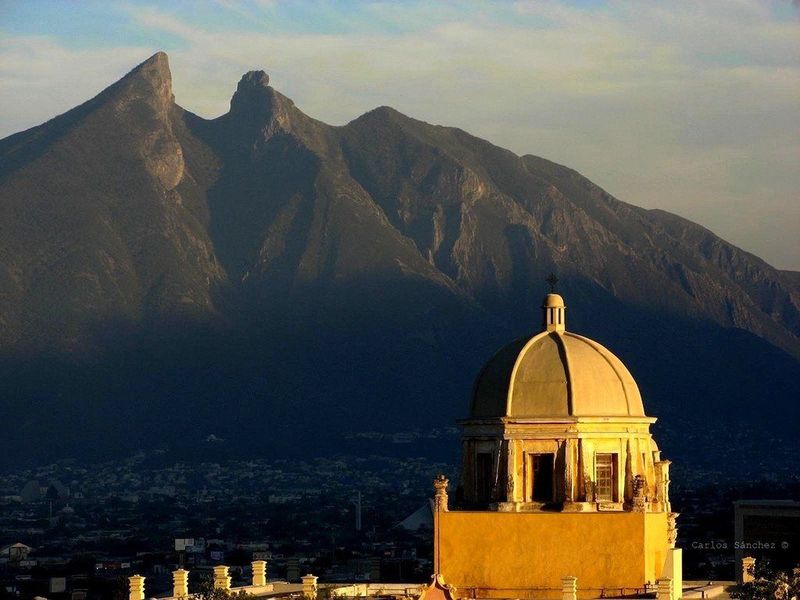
[595, 453, 618, 503]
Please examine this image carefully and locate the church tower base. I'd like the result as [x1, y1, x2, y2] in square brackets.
[435, 510, 674, 599]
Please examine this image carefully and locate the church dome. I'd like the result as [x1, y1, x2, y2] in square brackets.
[470, 294, 645, 418]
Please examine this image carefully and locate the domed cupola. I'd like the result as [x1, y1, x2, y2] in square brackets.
[471, 293, 644, 419]
[458, 292, 674, 521]
[434, 289, 681, 599]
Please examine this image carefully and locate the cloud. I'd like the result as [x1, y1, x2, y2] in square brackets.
[0, 35, 150, 134]
[1, 0, 798, 268]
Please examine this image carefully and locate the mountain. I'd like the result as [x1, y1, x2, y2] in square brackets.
[1, 53, 798, 477]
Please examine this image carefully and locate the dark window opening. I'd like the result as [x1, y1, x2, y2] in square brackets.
[531, 454, 554, 502]
[475, 452, 493, 503]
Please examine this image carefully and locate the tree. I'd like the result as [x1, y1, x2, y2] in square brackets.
[193, 579, 256, 600]
[732, 562, 800, 600]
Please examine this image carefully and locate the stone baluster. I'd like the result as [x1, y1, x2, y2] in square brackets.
[657, 578, 673, 600]
[172, 569, 189, 598]
[561, 576, 577, 600]
[128, 575, 145, 600]
[302, 574, 318, 599]
[287, 557, 300, 582]
[252, 560, 267, 586]
[213, 565, 231, 591]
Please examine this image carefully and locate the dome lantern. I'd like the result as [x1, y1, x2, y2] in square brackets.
[542, 293, 565, 333]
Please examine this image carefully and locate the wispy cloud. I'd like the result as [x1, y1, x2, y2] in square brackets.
[0, 34, 149, 133]
[1, 0, 798, 268]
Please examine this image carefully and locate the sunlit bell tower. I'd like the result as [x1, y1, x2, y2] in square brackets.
[432, 289, 681, 599]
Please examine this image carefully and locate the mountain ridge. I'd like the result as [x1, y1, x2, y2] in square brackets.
[0, 52, 798, 473]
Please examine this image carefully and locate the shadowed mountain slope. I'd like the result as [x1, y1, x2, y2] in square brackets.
[0, 53, 797, 476]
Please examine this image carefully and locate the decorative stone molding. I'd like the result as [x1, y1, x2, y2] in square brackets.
[655, 460, 672, 512]
[584, 476, 596, 503]
[631, 475, 647, 512]
[564, 439, 576, 502]
[667, 512, 679, 547]
[742, 556, 756, 584]
[419, 574, 457, 600]
[433, 475, 449, 512]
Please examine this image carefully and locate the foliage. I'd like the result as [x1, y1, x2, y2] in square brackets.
[192, 579, 256, 600]
[316, 587, 338, 600]
[732, 561, 800, 600]
[111, 575, 129, 600]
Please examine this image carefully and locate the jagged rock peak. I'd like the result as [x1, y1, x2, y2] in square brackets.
[142, 51, 170, 68]
[227, 69, 300, 142]
[126, 51, 171, 84]
[113, 51, 174, 107]
[229, 70, 278, 115]
[239, 70, 270, 89]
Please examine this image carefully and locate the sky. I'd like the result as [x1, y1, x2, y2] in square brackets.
[1, 0, 798, 269]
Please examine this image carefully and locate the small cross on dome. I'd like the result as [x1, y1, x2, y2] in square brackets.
[545, 272, 559, 293]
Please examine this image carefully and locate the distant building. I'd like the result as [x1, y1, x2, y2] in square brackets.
[19, 478, 69, 503]
[432, 293, 681, 599]
[396, 501, 433, 531]
[734, 499, 800, 582]
[20, 480, 43, 503]
[0, 542, 34, 563]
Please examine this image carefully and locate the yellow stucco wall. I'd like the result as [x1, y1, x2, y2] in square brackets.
[436, 511, 669, 598]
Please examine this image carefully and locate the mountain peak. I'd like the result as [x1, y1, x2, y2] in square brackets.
[230, 70, 275, 115]
[348, 105, 413, 131]
[110, 51, 174, 109]
[142, 51, 169, 67]
[239, 70, 270, 89]
[227, 69, 302, 143]
[126, 51, 171, 84]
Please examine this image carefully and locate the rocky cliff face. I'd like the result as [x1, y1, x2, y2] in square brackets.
[0, 52, 223, 352]
[0, 53, 797, 472]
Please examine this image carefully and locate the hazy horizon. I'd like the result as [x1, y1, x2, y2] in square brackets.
[2, 0, 798, 269]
